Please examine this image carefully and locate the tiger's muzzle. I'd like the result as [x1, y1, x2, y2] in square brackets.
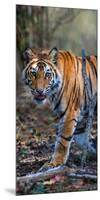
[31, 89, 46, 102]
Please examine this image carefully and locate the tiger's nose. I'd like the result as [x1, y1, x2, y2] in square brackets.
[36, 89, 44, 95]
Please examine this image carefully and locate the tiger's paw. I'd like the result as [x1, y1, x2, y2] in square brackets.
[39, 162, 54, 172]
[49, 159, 64, 167]
[39, 159, 64, 172]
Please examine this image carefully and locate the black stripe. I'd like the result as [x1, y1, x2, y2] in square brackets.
[74, 127, 85, 135]
[59, 141, 65, 149]
[25, 68, 28, 79]
[86, 56, 97, 77]
[61, 135, 72, 141]
[67, 118, 78, 123]
[71, 79, 77, 105]
[54, 53, 65, 110]
[89, 74, 93, 95]
[56, 93, 72, 119]
[84, 87, 88, 108]
[54, 69, 58, 80]
[66, 93, 73, 110]
[51, 82, 59, 90]
[67, 52, 77, 74]
[58, 106, 68, 119]
[64, 79, 77, 112]
[54, 86, 64, 110]
[60, 52, 66, 60]
[67, 52, 73, 61]
[65, 86, 76, 113]
[75, 86, 80, 110]
[28, 61, 36, 68]
[54, 65, 71, 111]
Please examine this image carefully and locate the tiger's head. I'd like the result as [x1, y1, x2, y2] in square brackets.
[22, 47, 62, 105]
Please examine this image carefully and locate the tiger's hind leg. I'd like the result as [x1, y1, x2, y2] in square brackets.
[81, 95, 97, 167]
[73, 95, 97, 167]
[81, 49, 97, 167]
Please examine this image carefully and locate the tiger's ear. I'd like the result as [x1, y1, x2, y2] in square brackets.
[49, 47, 58, 65]
[23, 48, 36, 65]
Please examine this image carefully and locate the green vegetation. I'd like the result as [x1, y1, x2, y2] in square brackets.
[16, 5, 97, 69]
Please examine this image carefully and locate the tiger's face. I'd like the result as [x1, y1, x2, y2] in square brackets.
[22, 47, 62, 104]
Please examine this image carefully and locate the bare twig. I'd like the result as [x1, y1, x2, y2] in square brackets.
[16, 165, 97, 183]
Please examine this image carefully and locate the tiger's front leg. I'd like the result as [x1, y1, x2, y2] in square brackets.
[50, 111, 78, 167]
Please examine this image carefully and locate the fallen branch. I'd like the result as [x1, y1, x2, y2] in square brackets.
[16, 165, 97, 183]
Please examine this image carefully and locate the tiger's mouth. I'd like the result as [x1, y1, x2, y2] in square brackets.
[34, 94, 46, 101]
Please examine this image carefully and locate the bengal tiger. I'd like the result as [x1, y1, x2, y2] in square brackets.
[22, 47, 97, 168]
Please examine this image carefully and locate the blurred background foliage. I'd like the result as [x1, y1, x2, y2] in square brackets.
[16, 6, 97, 194]
[16, 5, 97, 75]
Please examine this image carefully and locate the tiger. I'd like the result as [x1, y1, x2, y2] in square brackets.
[22, 47, 97, 168]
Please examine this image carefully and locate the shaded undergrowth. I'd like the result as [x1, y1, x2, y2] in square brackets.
[16, 86, 97, 195]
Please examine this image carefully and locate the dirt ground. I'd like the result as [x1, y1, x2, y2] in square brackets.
[16, 84, 97, 195]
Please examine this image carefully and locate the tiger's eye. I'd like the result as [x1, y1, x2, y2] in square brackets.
[31, 71, 37, 77]
[45, 72, 51, 79]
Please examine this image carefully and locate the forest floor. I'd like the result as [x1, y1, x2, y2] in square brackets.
[16, 84, 97, 195]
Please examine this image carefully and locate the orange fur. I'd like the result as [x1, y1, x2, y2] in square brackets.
[22, 48, 97, 167]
